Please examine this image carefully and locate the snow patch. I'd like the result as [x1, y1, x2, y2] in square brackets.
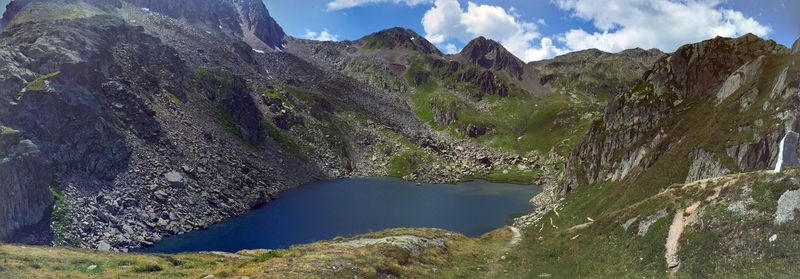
[253, 49, 265, 54]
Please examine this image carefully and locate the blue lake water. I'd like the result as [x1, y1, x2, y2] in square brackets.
[141, 177, 539, 253]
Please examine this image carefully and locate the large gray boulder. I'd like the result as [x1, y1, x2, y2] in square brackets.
[774, 131, 799, 172]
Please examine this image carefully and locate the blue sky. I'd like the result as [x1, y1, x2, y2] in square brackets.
[0, 0, 796, 61]
[266, 0, 798, 61]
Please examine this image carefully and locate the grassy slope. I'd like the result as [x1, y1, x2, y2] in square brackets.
[0, 228, 513, 279]
[404, 55, 604, 156]
[501, 169, 800, 278]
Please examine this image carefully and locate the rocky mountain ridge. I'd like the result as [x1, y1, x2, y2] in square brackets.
[0, 0, 680, 253]
[562, 33, 797, 201]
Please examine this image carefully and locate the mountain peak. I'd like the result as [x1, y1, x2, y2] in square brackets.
[457, 36, 525, 79]
[793, 37, 799, 54]
[358, 27, 442, 55]
[126, 0, 285, 50]
[0, 0, 286, 50]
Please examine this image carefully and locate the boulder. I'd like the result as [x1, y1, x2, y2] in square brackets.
[774, 131, 799, 173]
[164, 171, 186, 186]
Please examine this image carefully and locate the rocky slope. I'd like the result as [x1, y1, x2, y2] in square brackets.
[530, 47, 664, 101]
[563, 34, 796, 198]
[0, 0, 665, 253]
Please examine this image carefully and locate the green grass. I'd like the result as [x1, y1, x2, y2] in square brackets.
[264, 122, 308, 161]
[50, 185, 79, 247]
[0, 126, 17, 135]
[389, 149, 427, 178]
[132, 264, 163, 273]
[483, 168, 540, 184]
[163, 91, 183, 105]
[23, 71, 60, 93]
[252, 249, 287, 263]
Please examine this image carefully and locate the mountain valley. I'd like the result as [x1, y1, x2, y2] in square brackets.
[0, 0, 799, 278]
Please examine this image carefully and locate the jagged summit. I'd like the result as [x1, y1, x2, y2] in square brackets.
[563, 32, 796, 193]
[456, 36, 525, 79]
[358, 27, 441, 55]
[793, 37, 800, 54]
[1, 0, 286, 50]
[126, 0, 285, 50]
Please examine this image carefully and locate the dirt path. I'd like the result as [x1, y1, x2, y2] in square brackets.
[508, 226, 522, 246]
[485, 226, 523, 277]
[665, 202, 700, 270]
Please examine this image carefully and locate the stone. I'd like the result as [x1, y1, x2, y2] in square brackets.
[685, 148, 730, 183]
[97, 241, 112, 252]
[775, 189, 800, 224]
[164, 171, 186, 186]
[87, 265, 97, 271]
[638, 209, 668, 236]
[769, 234, 778, 242]
[716, 56, 764, 104]
[202, 275, 215, 279]
[774, 131, 799, 173]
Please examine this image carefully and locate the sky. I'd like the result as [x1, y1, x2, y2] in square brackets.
[265, 0, 798, 61]
[0, 0, 796, 61]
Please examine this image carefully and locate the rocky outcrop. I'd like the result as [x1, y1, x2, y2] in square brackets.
[685, 148, 730, 183]
[0, 125, 53, 241]
[793, 38, 800, 54]
[715, 56, 764, 104]
[457, 68, 509, 97]
[563, 34, 793, 193]
[126, 0, 285, 50]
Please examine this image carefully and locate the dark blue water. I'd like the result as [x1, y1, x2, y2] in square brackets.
[141, 177, 539, 253]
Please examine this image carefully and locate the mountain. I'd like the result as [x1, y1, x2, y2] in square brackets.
[564, 34, 792, 196]
[358, 27, 442, 55]
[455, 36, 526, 79]
[0, 0, 670, 251]
[530, 47, 664, 101]
[0, 0, 585, 250]
[5, 0, 796, 277]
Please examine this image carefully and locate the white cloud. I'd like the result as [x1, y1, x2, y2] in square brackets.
[327, 0, 432, 10]
[443, 43, 460, 54]
[554, 0, 771, 53]
[304, 29, 340, 41]
[421, 0, 567, 61]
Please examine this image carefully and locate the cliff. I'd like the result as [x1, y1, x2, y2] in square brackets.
[563, 34, 796, 201]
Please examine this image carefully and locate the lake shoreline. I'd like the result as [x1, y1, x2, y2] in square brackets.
[139, 177, 541, 253]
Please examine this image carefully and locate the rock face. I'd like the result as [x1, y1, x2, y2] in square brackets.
[0, 2, 311, 251]
[563, 34, 794, 194]
[774, 131, 799, 173]
[0, 125, 53, 241]
[686, 149, 730, 183]
[793, 38, 800, 54]
[125, 0, 285, 50]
